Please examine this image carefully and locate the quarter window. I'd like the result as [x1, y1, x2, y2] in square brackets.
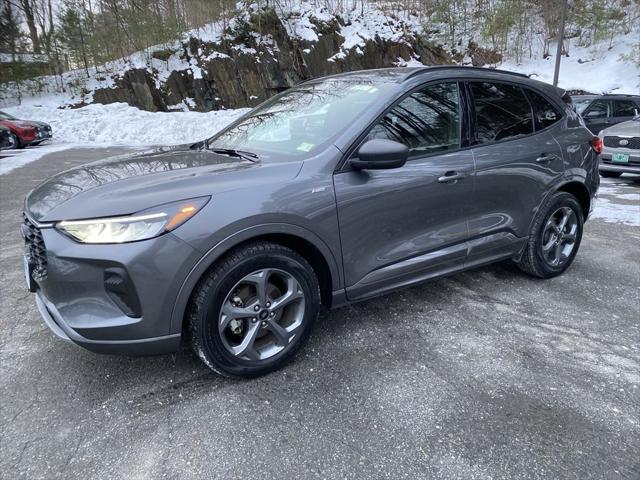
[470, 82, 534, 143]
[611, 100, 638, 117]
[367, 82, 461, 156]
[526, 90, 562, 130]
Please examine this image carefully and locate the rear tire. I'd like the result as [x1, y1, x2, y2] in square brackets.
[599, 171, 622, 178]
[187, 241, 320, 378]
[516, 192, 584, 279]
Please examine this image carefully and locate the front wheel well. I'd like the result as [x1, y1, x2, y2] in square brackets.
[558, 181, 591, 219]
[250, 234, 334, 310]
[190, 233, 334, 314]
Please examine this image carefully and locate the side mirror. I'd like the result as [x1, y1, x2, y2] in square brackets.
[350, 139, 409, 170]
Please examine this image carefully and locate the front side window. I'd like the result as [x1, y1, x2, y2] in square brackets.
[366, 82, 461, 156]
[611, 100, 638, 117]
[573, 99, 593, 114]
[470, 82, 534, 143]
[526, 90, 562, 130]
[208, 80, 391, 161]
[583, 100, 609, 119]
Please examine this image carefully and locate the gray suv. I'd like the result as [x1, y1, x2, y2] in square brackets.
[22, 67, 600, 377]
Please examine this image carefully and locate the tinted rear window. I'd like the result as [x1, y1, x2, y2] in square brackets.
[470, 82, 534, 143]
[611, 100, 638, 117]
[526, 90, 562, 130]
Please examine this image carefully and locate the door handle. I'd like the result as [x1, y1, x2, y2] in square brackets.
[536, 154, 557, 164]
[438, 171, 465, 183]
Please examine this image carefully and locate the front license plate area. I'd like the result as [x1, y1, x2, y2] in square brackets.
[612, 153, 629, 163]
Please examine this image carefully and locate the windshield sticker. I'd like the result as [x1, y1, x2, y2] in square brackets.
[296, 142, 315, 152]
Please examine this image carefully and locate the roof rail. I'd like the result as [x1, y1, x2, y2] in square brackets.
[404, 65, 530, 81]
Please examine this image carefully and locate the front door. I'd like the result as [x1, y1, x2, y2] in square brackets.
[582, 98, 611, 134]
[333, 82, 474, 301]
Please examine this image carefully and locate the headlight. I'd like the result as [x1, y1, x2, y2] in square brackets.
[56, 197, 210, 244]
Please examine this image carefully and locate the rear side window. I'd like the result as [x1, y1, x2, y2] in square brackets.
[526, 90, 562, 130]
[470, 82, 533, 143]
[583, 100, 609, 119]
[611, 100, 638, 117]
[367, 82, 461, 156]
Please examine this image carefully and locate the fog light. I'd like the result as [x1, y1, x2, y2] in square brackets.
[104, 267, 142, 318]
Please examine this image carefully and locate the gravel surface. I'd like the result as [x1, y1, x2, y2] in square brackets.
[1, 147, 639, 480]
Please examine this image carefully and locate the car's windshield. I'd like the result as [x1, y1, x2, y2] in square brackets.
[573, 99, 593, 114]
[0, 111, 17, 120]
[207, 79, 390, 161]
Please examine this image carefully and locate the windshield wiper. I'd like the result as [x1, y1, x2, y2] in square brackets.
[207, 146, 259, 163]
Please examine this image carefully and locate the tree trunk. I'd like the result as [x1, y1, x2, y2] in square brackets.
[19, 0, 41, 53]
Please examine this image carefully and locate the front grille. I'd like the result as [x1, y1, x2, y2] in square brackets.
[21, 212, 48, 280]
[604, 136, 640, 149]
[36, 126, 51, 139]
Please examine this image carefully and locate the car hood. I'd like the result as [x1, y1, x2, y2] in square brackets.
[26, 120, 50, 128]
[26, 145, 302, 222]
[2, 119, 41, 129]
[602, 120, 640, 137]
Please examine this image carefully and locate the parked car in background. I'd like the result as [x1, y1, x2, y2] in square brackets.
[0, 125, 16, 150]
[598, 115, 640, 177]
[22, 67, 599, 377]
[0, 111, 52, 148]
[572, 94, 640, 134]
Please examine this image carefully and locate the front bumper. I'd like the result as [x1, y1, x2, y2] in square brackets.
[27, 225, 202, 355]
[600, 148, 640, 174]
[35, 292, 181, 354]
[31, 126, 52, 144]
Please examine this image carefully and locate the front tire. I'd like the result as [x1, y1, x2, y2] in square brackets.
[599, 171, 622, 178]
[10, 133, 22, 149]
[188, 241, 320, 377]
[516, 192, 584, 279]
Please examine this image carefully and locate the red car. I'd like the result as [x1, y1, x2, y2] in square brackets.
[0, 111, 52, 148]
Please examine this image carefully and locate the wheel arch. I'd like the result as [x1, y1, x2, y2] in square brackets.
[557, 180, 591, 220]
[171, 224, 342, 335]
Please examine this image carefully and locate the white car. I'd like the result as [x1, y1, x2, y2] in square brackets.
[598, 115, 640, 177]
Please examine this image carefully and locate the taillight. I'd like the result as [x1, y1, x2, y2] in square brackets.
[591, 137, 603, 154]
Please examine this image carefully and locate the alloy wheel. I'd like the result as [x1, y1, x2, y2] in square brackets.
[218, 269, 306, 361]
[541, 206, 579, 267]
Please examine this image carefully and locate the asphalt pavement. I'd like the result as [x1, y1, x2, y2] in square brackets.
[1, 147, 639, 479]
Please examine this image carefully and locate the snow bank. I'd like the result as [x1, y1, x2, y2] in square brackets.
[0, 102, 246, 175]
[2, 103, 248, 146]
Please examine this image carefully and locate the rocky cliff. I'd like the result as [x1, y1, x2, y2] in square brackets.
[88, 8, 451, 112]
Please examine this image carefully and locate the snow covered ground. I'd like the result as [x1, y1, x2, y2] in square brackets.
[592, 178, 640, 227]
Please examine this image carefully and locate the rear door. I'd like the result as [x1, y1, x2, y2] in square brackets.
[334, 81, 474, 300]
[610, 99, 640, 127]
[465, 81, 564, 267]
[582, 99, 611, 134]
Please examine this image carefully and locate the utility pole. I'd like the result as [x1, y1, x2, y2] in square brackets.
[553, 0, 569, 87]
